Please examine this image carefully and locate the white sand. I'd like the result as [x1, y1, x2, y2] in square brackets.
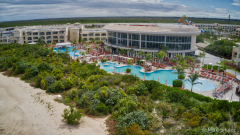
[0, 73, 108, 135]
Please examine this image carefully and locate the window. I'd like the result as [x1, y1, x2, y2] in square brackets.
[89, 33, 93, 36]
[83, 34, 87, 36]
[54, 40, 58, 43]
[27, 32, 32, 35]
[46, 36, 51, 39]
[33, 32, 38, 35]
[60, 40, 64, 43]
[141, 35, 145, 41]
[28, 37, 32, 40]
[132, 34, 139, 40]
[108, 31, 112, 36]
[113, 32, 116, 37]
[53, 36, 58, 39]
[40, 36, 45, 39]
[53, 32, 58, 34]
[59, 31, 65, 34]
[60, 36, 64, 39]
[101, 33, 106, 36]
[40, 32, 45, 35]
[46, 32, 51, 35]
[33, 37, 38, 39]
[89, 38, 94, 40]
[47, 41, 51, 43]
[95, 33, 100, 36]
[23, 33, 25, 35]
[84, 38, 87, 41]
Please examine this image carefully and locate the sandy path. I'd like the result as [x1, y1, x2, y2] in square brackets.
[0, 73, 108, 135]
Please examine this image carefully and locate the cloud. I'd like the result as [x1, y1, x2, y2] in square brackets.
[0, 0, 239, 22]
[231, 0, 240, 6]
[210, 6, 214, 8]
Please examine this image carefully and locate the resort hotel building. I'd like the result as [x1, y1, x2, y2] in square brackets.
[1, 22, 239, 58]
[103, 23, 200, 58]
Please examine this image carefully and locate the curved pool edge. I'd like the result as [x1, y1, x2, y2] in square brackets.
[183, 78, 216, 91]
[101, 61, 176, 74]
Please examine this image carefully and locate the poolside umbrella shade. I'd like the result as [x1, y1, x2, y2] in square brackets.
[153, 76, 154, 80]
[119, 69, 120, 73]
[183, 83, 185, 89]
[165, 79, 167, 85]
[114, 67, 115, 73]
[158, 77, 159, 82]
[144, 74, 145, 81]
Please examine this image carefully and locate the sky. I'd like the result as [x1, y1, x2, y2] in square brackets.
[0, 0, 240, 22]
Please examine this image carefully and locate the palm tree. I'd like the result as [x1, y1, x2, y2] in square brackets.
[71, 47, 77, 60]
[137, 50, 145, 58]
[175, 54, 183, 62]
[81, 39, 86, 48]
[156, 50, 167, 64]
[52, 40, 56, 45]
[173, 65, 185, 75]
[129, 48, 134, 57]
[79, 51, 86, 62]
[145, 52, 153, 70]
[73, 40, 77, 47]
[187, 74, 202, 92]
[119, 49, 126, 56]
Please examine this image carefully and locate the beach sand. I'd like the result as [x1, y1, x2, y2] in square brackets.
[0, 73, 108, 135]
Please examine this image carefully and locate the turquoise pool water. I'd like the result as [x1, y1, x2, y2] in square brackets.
[182, 79, 216, 91]
[54, 47, 83, 57]
[99, 62, 177, 85]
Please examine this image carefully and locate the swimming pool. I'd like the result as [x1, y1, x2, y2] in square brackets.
[182, 79, 216, 91]
[99, 62, 177, 85]
[54, 47, 84, 58]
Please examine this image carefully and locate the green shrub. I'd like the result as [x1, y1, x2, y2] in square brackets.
[62, 78, 75, 90]
[101, 59, 107, 62]
[178, 74, 185, 79]
[150, 86, 163, 100]
[114, 80, 120, 85]
[22, 66, 39, 79]
[116, 110, 151, 130]
[54, 81, 65, 92]
[211, 111, 224, 125]
[62, 107, 84, 125]
[15, 62, 30, 74]
[44, 76, 55, 86]
[100, 80, 109, 86]
[125, 68, 131, 73]
[51, 69, 64, 80]
[97, 102, 109, 115]
[233, 109, 240, 122]
[172, 80, 183, 87]
[142, 80, 161, 93]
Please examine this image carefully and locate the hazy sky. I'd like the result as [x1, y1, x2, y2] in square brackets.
[0, 0, 240, 22]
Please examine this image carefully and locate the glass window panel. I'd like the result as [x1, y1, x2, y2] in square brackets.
[141, 35, 145, 41]
[153, 36, 155, 41]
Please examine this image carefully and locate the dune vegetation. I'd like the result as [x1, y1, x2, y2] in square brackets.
[0, 43, 240, 134]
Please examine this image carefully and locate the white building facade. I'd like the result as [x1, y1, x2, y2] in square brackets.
[103, 23, 200, 58]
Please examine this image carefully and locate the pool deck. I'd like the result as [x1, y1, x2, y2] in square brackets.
[79, 48, 239, 102]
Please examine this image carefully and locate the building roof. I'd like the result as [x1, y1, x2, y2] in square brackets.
[103, 23, 200, 35]
[56, 42, 71, 46]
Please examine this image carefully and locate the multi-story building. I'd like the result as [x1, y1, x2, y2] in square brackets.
[81, 29, 107, 42]
[0, 23, 108, 44]
[232, 43, 240, 66]
[233, 28, 240, 37]
[195, 23, 240, 32]
[103, 23, 200, 58]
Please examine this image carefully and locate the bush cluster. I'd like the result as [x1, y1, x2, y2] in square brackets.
[172, 80, 183, 87]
